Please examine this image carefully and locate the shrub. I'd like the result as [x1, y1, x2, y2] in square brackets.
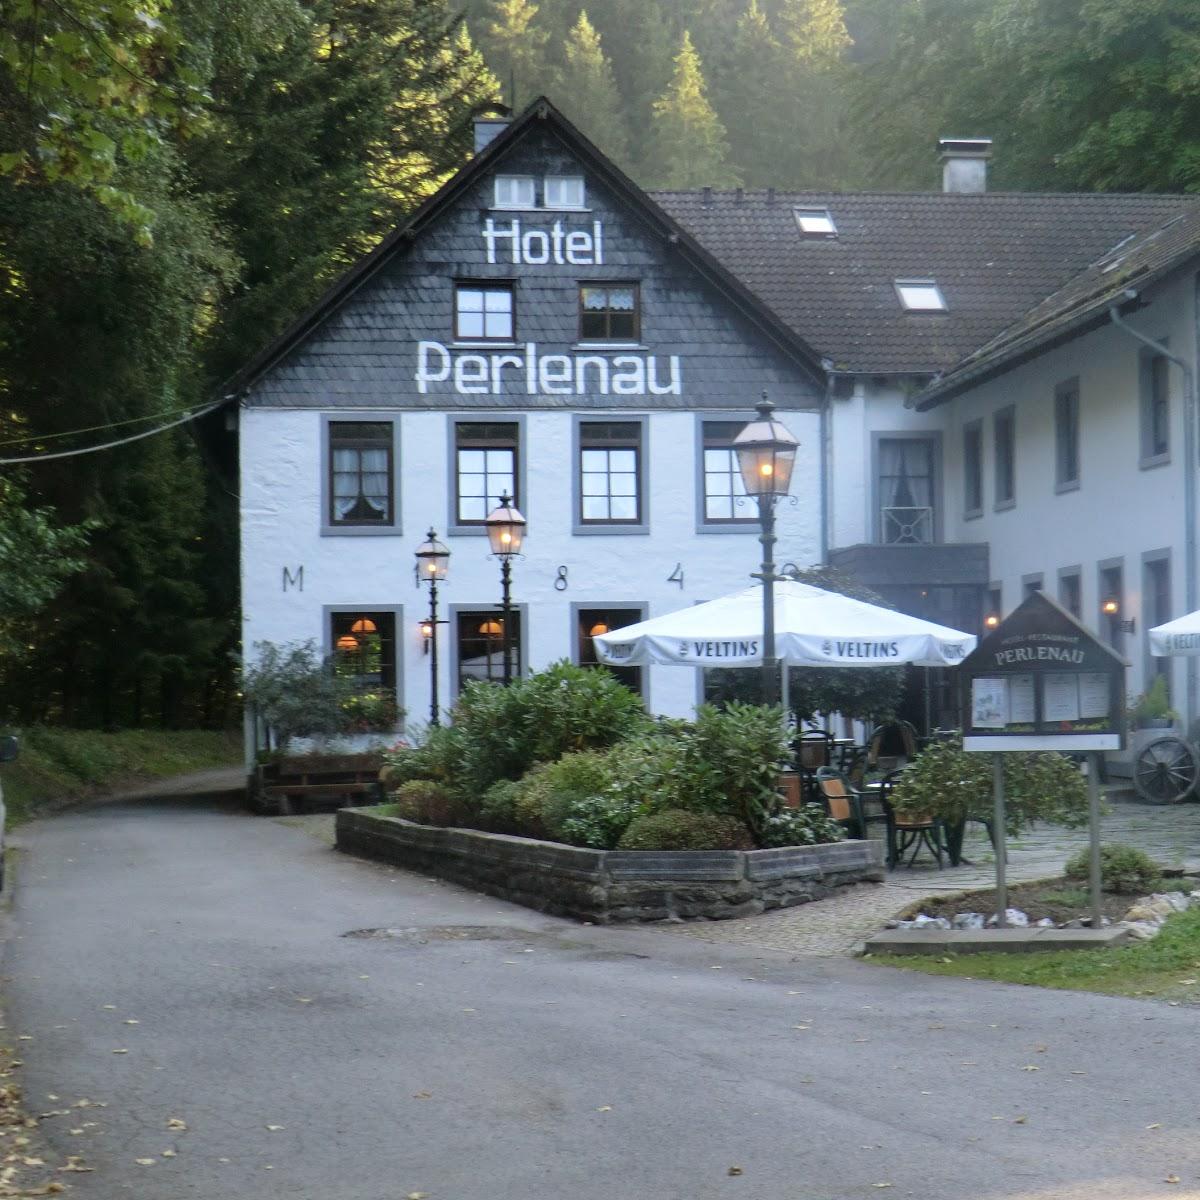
[684, 703, 790, 838]
[1132, 675, 1177, 725]
[381, 724, 465, 789]
[617, 810, 753, 851]
[240, 640, 355, 750]
[889, 735, 1088, 834]
[478, 778, 524, 833]
[1064, 844, 1163, 895]
[527, 751, 621, 844]
[758, 806, 845, 848]
[392, 780, 461, 827]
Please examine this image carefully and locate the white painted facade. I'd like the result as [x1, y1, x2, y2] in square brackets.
[240, 404, 823, 740]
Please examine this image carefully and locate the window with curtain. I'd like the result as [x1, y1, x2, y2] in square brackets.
[701, 420, 754, 523]
[329, 423, 392, 525]
[579, 284, 639, 342]
[878, 437, 935, 544]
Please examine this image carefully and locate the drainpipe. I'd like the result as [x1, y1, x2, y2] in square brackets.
[820, 368, 833, 564]
[1109, 294, 1197, 729]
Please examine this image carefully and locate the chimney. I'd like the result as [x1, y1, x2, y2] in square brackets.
[473, 111, 512, 154]
[938, 137, 992, 193]
[702, 186, 713, 207]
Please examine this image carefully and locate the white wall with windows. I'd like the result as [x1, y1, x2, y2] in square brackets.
[240, 403, 822, 750]
[935, 271, 1196, 712]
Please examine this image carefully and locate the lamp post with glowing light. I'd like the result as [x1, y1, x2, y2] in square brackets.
[484, 493, 527, 685]
[414, 529, 450, 724]
[733, 394, 799, 707]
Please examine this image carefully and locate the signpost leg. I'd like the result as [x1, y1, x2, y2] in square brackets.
[1087, 752, 1103, 929]
[993, 754, 1008, 928]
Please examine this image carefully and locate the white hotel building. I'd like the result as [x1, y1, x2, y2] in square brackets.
[230, 99, 1200, 750]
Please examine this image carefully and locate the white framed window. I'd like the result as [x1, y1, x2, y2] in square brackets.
[545, 175, 585, 209]
[579, 422, 642, 524]
[454, 283, 514, 341]
[493, 174, 536, 209]
[895, 279, 948, 312]
[794, 207, 837, 237]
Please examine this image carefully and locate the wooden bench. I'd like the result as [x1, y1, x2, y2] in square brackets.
[253, 753, 384, 816]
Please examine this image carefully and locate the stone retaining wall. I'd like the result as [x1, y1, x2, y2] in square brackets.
[336, 808, 885, 923]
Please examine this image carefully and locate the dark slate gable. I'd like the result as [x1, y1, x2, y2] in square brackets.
[915, 203, 1200, 408]
[235, 101, 824, 412]
[651, 189, 1192, 376]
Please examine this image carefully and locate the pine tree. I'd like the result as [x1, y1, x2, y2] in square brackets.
[778, 0, 852, 67]
[646, 31, 740, 187]
[556, 11, 631, 165]
[711, 0, 801, 186]
[485, 0, 550, 108]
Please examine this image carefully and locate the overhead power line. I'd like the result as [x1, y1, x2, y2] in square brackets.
[0, 399, 228, 465]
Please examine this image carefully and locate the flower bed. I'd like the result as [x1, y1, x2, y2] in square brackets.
[336, 807, 884, 923]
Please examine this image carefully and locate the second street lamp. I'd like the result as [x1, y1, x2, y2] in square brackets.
[414, 529, 450, 724]
[733, 392, 799, 708]
[483, 493, 527, 685]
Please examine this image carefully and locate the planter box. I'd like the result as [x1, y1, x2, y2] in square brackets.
[336, 808, 884, 923]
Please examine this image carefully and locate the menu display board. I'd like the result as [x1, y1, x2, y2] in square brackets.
[960, 592, 1126, 751]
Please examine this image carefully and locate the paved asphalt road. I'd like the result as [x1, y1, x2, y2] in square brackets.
[3, 794, 1198, 1200]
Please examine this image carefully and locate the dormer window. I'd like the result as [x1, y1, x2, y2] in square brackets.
[545, 175, 585, 209]
[494, 174, 536, 209]
[794, 207, 837, 237]
[895, 279, 948, 312]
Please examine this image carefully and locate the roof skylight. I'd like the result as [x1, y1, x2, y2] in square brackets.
[895, 279, 948, 312]
[794, 207, 837, 237]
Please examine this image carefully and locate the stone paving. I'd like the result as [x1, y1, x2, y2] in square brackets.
[666, 791, 1200, 958]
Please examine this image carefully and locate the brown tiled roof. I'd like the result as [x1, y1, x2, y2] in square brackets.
[651, 189, 1192, 375]
[914, 203, 1200, 407]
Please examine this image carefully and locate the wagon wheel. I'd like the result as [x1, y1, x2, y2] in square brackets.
[1133, 737, 1200, 804]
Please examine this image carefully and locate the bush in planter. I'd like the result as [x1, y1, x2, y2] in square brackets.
[523, 751, 626, 846]
[392, 779, 462, 827]
[617, 809, 753, 851]
[759, 806, 845, 848]
[381, 724, 466, 789]
[1131, 676, 1178, 728]
[240, 640, 357, 752]
[888, 734, 1089, 835]
[478, 778, 525, 834]
[1064, 843, 1162, 894]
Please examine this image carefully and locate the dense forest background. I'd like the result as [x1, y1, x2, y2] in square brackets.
[1, 0, 1198, 728]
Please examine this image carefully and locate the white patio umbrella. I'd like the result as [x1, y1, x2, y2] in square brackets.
[1149, 609, 1200, 656]
[593, 580, 975, 670]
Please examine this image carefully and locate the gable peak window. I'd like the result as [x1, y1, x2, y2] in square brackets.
[330, 422, 393, 526]
[794, 207, 837, 237]
[579, 284, 639, 343]
[493, 174, 535, 209]
[895, 279, 947, 312]
[545, 175, 585, 209]
[455, 282, 514, 342]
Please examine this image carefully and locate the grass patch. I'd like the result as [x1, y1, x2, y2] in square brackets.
[2, 727, 241, 826]
[874, 907, 1200, 1003]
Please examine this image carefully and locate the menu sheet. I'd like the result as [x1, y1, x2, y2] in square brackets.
[1042, 673, 1081, 722]
[1078, 672, 1110, 720]
[971, 677, 1008, 728]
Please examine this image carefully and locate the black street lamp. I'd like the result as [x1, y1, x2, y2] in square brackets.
[733, 393, 799, 707]
[484, 493, 527, 685]
[414, 529, 450, 724]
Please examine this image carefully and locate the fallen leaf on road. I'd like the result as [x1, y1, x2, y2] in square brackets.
[727, 1166, 743, 1176]
[1021, 1065, 1039, 1071]
[58, 1157, 92, 1173]
[22, 1157, 44, 1166]
[73, 1100, 105, 1109]
[596, 1106, 612, 1112]
[101, 1007, 116, 1012]
[134, 1158, 155, 1166]
[166, 1119, 186, 1131]
[45, 1096, 57, 1103]
[407, 1192, 427, 1199]
[1147, 1124, 1162, 1130]
[296, 998, 312, 1004]
[872, 1183, 893, 1189]
[1013, 1116, 1028, 1125]
[791, 1025, 810, 1031]
[162, 1149, 176, 1158]
[123, 1020, 139, 1026]
[1165, 1176, 1180, 1185]
[68, 1129, 82, 1136]
[265, 1125, 284, 1132]
[461, 1008, 475, 1014]
[412, 1092, 432, 1100]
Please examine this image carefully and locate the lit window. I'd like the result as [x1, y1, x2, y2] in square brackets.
[493, 175, 535, 208]
[454, 283, 514, 341]
[794, 207, 837, 237]
[895, 279, 948, 311]
[545, 175, 585, 208]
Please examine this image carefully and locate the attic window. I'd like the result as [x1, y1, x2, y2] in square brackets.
[545, 175, 585, 209]
[494, 175, 536, 209]
[895, 279, 948, 312]
[794, 207, 837, 237]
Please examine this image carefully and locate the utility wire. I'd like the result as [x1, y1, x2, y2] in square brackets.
[0, 399, 218, 448]
[0, 399, 227, 465]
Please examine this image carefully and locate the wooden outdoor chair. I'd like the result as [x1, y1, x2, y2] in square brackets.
[814, 770, 866, 840]
[877, 771, 946, 869]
